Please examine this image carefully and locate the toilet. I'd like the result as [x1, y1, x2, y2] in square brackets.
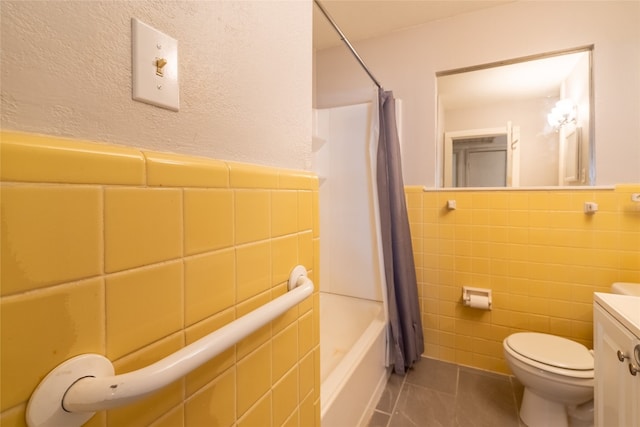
[503, 282, 640, 427]
[503, 332, 593, 427]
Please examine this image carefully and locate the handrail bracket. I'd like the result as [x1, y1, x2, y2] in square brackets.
[27, 354, 114, 427]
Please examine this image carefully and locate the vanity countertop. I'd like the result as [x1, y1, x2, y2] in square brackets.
[594, 292, 640, 338]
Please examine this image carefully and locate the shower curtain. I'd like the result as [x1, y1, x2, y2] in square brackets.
[376, 89, 424, 374]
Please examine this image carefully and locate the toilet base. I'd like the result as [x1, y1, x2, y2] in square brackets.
[520, 388, 568, 427]
[567, 400, 594, 427]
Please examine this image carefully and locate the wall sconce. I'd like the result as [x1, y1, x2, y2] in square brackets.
[547, 99, 577, 130]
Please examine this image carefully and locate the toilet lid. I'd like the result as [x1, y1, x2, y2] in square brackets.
[506, 332, 593, 370]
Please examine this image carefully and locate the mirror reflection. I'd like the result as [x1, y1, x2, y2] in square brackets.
[437, 47, 593, 188]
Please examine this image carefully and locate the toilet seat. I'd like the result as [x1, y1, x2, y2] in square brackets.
[505, 332, 594, 379]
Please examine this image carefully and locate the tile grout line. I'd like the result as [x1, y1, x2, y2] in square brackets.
[453, 365, 460, 427]
[392, 372, 408, 412]
[383, 371, 408, 427]
[366, 373, 406, 426]
[374, 361, 525, 427]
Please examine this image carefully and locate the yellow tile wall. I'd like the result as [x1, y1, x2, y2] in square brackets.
[0, 131, 320, 427]
[406, 185, 640, 374]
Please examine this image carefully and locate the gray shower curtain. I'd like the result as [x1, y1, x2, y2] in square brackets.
[376, 89, 424, 374]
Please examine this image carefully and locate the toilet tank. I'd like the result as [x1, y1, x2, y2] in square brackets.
[611, 282, 640, 296]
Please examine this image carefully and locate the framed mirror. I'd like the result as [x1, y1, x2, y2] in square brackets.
[437, 46, 593, 188]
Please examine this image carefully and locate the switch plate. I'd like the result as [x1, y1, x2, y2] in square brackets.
[131, 18, 179, 111]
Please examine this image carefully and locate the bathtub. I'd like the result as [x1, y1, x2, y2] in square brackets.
[320, 292, 390, 427]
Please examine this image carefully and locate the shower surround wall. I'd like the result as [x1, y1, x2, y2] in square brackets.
[406, 186, 640, 374]
[0, 131, 320, 427]
[313, 103, 388, 426]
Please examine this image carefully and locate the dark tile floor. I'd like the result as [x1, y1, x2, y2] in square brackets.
[368, 357, 525, 427]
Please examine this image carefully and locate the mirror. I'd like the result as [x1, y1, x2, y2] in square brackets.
[437, 46, 593, 188]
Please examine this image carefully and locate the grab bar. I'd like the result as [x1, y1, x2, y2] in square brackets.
[26, 265, 314, 427]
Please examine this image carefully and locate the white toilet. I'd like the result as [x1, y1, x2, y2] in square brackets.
[503, 332, 594, 427]
[503, 282, 640, 427]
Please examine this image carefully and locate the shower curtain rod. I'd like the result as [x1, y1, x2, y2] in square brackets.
[314, 0, 383, 89]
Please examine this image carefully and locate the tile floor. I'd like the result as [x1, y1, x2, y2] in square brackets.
[367, 357, 525, 427]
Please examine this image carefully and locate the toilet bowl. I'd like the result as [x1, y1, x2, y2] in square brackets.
[503, 332, 594, 427]
[503, 282, 638, 427]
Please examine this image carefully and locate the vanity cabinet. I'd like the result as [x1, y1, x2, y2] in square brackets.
[593, 297, 640, 427]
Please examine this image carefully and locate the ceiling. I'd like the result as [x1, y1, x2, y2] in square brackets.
[313, 0, 513, 51]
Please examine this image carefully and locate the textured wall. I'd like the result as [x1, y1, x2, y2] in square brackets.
[1, 1, 313, 170]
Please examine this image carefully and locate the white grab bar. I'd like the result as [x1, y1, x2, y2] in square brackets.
[26, 265, 314, 427]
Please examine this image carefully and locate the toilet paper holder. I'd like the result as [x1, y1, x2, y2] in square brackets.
[462, 286, 492, 310]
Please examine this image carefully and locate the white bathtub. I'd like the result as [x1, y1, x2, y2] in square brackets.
[320, 292, 389, 427]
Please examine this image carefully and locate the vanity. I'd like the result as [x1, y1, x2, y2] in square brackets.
[593, 292, 640, 427]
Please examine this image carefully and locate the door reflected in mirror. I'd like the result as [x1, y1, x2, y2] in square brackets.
[562, 126, 582, 184]
[444, 124, 520, 188]
[437, 46, 593, 188]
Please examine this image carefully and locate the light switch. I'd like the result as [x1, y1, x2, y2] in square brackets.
[131, 18, 179, 111]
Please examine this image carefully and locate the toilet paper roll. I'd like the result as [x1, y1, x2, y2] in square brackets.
[467, 294, 490, 310]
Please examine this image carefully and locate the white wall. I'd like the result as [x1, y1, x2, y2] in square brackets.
[1, 1, 313, 170]
[315, 1, 640, 186]
[313, 103, 384, 302]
